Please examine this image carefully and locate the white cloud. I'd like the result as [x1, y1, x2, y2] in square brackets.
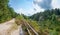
[15, 8, 24, 14]
[15, 8, 28, 15]
[15, 8, 35, 16]
[33, 3, 44, 12]
[33, 0, 60, 12]
[14, 0, 45, 16]
[33, 0, 44, 13]
[34, 0, 42, 2]
[15, 0, 60, 16]
[52, 0, 60, 9]
[29, 0, 60, 15]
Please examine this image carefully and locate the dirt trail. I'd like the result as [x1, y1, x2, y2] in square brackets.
[0, 19, 24, 35]
[0, 19, 15, 35]
[11, 24, 24, 35]
[11, 26, 20, 35]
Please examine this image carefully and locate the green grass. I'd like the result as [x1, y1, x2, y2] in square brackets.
[26, 20, 40, 33]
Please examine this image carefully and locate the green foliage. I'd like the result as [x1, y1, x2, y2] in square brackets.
[16, 15, 24, 20]
[15, 15, 25, 25]
[0, 0, 18, 23]
[30, 9, 60, 21]
[29, 9, 60, 35]
[49, 30, 58, 35]
[26, 19, 40, 33]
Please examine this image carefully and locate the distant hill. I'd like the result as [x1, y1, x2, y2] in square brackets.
[30, 8, 60, 21]
[29, 9, 60, 35]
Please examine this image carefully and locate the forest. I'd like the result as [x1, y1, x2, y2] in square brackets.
[0, 0, 18, 23]
[29, 9, 60, 35]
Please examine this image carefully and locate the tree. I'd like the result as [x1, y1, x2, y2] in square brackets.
[0, 0, 18, 23]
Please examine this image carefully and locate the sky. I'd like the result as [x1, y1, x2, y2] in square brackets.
[9, 0, 60, 16]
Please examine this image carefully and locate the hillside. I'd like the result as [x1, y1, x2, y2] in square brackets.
[29, 9, 60, 35]
[30, 9, 60, 21]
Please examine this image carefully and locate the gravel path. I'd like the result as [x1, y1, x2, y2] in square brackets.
[0, 19, 24, 35]
[11, 24, 24, 35]
[0, 19, 15, 35]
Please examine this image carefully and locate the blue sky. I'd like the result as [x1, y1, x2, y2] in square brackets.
[9, 0, 34, 16]
[9, 0, 33, 10]
[9, 0, 60, 16]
